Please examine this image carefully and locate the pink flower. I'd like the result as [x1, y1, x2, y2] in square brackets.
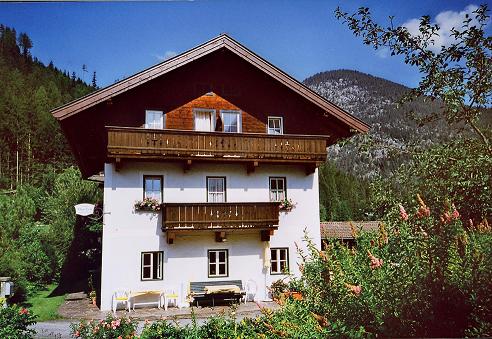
[74, 331, 80, 337]
[117, 336, 123, 339]
[345, 283, 362, 296]
[368, 250, 383, 269]
[19, 308, 29, 315]
[399, 204, 408, 221]
[452, 204, 460, 219]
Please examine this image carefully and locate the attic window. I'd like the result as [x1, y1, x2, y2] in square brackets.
[267, 117, 283, 135]
[145, 110, 164, 129]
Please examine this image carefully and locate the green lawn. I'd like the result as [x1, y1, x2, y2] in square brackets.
[25, 284, 65, 322]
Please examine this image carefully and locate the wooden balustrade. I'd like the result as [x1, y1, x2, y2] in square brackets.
[107, 127, 328, 165]
[161, 202, 280, 231]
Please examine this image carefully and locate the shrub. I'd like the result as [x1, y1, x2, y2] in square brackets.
[0, 305, 37, 339]
[70, 314, 137, 339]
[296, 196, 492, 337]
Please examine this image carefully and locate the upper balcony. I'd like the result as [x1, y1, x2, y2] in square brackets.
[106, 127, 328, 173]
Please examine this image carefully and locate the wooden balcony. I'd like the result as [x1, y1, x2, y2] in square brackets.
[161, 202, 280, 232]
[106, 127, 328, 171]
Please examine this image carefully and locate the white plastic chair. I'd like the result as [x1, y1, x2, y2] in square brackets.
[162, 288, 179, 310]
[244, 279, 258, 303]
[112, 290, 130, 313]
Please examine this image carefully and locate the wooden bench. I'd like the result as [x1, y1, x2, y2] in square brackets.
[190, 280, 245, 307]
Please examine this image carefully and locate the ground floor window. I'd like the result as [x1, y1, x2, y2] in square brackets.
[141, 251, 163, 280]
[270, 248, 289, 274]
[208, 249, 228, 277]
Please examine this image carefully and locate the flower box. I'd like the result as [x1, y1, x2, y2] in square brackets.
[134, 198, 161, 212]
[279, 199, 296, 212]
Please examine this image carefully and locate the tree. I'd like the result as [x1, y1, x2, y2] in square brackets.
[17, 32, 32, 58]
[92, 71, 97, 88]
[335, 5, 492, 154]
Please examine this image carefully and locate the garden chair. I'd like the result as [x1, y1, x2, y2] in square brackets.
[243, 279, 257, 303]
[162, 288, 179, 310]
[112, 290, 130, 313]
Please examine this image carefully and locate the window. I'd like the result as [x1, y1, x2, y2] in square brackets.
[208, 249, 228, 277]
[194, 109, 216, 132]
[141, 251, 163, 280]
[267, 116, 283, 135]
[145, 110, 164, 129]
[270, 248, 289, 274]
[220, 110, 242, 133]
[269, 177, 286, 202]
[144, 175, 162, 202]
[207, 177, 226, 202]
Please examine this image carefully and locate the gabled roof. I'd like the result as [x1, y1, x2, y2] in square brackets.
[51, 34, 369, 133]
[320, 221, 381, 239]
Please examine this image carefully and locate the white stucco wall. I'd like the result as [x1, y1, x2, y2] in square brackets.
[100, 161, 320, 311]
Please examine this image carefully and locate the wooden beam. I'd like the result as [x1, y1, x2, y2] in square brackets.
[215, 231, 227, 242]
[247, 161, 259, 174]
[305, 163, 316, 175]
[260, 229, 274, 241]
[115, 158, 122, 172]
[183, 159, 192, 172]
[167, 232, 175, 244]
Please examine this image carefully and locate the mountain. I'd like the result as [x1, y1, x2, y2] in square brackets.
[304, 70, 458, 178]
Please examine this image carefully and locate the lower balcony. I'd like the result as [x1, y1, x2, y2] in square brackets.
[162, 202, 280, 243]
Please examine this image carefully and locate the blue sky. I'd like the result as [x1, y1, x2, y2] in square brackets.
[0, 0, 489, 88]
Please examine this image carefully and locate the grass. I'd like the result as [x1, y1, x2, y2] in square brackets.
[25, 284, 65, 322]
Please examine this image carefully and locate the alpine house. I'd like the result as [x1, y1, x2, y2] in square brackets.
[51, 34, 368, 311]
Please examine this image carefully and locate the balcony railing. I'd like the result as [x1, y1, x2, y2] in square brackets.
[107, 127, 328, 164]
[161, 202, 280, 231]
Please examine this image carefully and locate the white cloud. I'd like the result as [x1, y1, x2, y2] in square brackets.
[402, 4, 487, 52]
[154, 50, 178, 61]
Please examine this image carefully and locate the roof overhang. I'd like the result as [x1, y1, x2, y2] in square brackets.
[51, 34, 369, 133]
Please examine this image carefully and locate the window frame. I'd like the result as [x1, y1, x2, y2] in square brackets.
[269, 176, 287, 202]
[267, 116, 283, 135]
[270, 247, 289, 275]
[193, 108, 216, 132]
[206, 176, 226, 203]
[141, 251, 164, 281]
[220, 110, 242, 133]
[143, 175, 163, 203]
[208, 249, 229, 278]
[145, 110, 165, 129]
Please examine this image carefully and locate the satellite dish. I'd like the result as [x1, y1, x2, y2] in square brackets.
[75, 203, 95, 216]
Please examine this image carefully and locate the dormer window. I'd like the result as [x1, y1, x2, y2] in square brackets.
[267, 116, 283, 135]
[145, 110, 164, 129]
[221, 110, 242, 133]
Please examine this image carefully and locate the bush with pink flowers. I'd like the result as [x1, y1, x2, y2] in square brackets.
[0, 305, 37, 338]
[70, 314, 137, 339]
[292, 196, 492, 337]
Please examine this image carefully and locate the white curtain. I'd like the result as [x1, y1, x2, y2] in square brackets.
[195, 111, 213, 131]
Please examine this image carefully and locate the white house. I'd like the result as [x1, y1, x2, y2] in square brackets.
[51, 34, 368, 311]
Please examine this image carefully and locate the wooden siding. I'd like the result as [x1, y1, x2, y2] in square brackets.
[165, 93, 265, 133]
[162, 202, 280, 231]
[107, 127, 328, 164]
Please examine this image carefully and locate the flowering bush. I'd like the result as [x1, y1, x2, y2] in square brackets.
[0, 305, 37, 338]
[134, 197, 161, 212]
[70, 314, 137, 339]
[279, 198, 296, 212]
[293, 196, 492, 337]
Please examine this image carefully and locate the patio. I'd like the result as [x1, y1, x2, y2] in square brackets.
[59, 293, 280, 321]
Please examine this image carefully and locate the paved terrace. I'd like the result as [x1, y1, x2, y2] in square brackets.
[33, 293, 280, 339]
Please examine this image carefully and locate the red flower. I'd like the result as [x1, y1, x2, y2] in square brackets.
[18, 308, 29, 315]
